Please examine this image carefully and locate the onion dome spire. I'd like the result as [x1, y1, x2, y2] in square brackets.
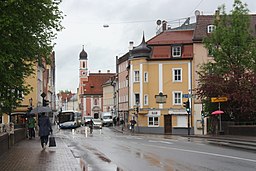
[79, 45, 88, 60]
[130, 32, 151, 58]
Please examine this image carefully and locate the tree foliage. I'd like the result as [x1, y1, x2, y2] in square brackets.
[0, 0, 64, 114]
[197, 0, 256, 122]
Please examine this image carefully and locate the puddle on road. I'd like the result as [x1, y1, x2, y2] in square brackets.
[123, 146, 212, 171]
[80, 145, 124, 171]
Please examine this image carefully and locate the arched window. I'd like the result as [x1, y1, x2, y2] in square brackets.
[83, 62, 85, 68]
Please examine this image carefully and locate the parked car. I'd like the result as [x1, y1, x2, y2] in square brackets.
[92, 119, 102, 129]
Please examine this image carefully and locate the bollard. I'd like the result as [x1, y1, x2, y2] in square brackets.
[85, 127, 88, 137]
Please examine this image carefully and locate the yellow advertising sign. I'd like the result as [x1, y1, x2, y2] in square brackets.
[211, 97, 228, 103]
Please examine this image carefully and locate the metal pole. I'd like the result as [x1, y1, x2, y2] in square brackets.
[219, 102, 222, 132]
[187, 111, 190, 135]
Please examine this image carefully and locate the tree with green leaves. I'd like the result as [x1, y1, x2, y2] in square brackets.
[197, 0, 256, 122]
[0, 0, 64, 115]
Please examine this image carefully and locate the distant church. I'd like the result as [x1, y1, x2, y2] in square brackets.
[78, 46, 115, 118]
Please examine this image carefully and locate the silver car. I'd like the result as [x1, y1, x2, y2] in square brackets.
[92, 119, 103, 129]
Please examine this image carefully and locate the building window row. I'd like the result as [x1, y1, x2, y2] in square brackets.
[133, 69, 183, 83]
[133, 91, 184, 106]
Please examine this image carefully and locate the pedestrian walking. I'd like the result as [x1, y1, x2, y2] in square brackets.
[130, 119, 136, 133]
[27, 115, 36, 139]
[120, 118, 125, 131]
[38, 112, 52, 149]
[88, 119, 94, 134]
[113, 117, 117, 126]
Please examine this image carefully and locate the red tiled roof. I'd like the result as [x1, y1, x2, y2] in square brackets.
[57, 92, 74, 103]
[83, 73, 115, 95]
[147, 30, 194, 45]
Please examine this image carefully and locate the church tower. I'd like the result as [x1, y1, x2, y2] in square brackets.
[79, 45, 88, 78]
[79, 46, 88, 116]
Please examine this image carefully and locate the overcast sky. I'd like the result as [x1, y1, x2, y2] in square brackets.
[53, 0, 256, 93]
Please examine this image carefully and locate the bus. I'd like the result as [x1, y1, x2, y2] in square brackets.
[58, 110, 82, 129]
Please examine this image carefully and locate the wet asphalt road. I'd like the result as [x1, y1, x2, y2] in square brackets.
[59, 127, 256, 171]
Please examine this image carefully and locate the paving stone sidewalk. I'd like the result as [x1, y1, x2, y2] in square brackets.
[0, 136, 80, 171]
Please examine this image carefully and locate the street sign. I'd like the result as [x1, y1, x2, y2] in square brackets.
[211, 97, 228, 103]
[182, 94, 192, 98]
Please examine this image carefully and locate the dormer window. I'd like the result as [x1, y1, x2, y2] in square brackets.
[207, 25, 215, 33]
[172, 46, 181, 57]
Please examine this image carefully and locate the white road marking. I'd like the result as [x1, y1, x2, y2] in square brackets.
[148, 140, 173, 144]
[142, 143, 256, 163]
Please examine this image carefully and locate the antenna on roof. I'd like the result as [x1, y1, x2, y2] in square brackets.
[156, 20, 162, 25]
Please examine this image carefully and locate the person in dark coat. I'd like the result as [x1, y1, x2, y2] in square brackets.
[130, 119, 136, 133]
[88, 119, 94, 134]
[38, 112, 52, 149]
[27, 115, 36, 139]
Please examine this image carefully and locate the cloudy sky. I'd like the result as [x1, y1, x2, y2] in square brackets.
[53, 0, 256, 93]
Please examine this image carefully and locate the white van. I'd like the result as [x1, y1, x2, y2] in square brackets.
[101, 112, 113, 126]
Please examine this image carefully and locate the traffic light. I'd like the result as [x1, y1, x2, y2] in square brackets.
[201, 110, 204, 118]
[183, 100, 190, 112]
[43, 99, 49, 106]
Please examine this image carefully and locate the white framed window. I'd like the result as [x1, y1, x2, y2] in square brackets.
[134, 70, 140, 82]
[173, 91, 182, 105]
[173, 68, 182, 82]
[207, 25, 215, 33]
[144, 94, 148, 105]
[172, 46, 181, 57]
[148, 117, 159, 126]
[144, 72, 148, 82]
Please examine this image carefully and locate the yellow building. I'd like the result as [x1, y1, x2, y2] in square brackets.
[128, 31, 194, 135]
[1, 53, 56, 127]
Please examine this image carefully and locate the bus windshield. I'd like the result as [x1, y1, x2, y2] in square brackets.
[58, 111, 81, 124]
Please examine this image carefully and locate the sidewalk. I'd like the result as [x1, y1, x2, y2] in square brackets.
[0, 134, 80, 171]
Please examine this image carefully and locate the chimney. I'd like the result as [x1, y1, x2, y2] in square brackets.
[215, 10, 220, 21]
[129, 41, 134, 51]
[162, 20, 167, 31]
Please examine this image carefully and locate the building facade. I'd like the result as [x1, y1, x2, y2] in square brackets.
[117, 53, 130, 123]
[128, 30, 194, 135]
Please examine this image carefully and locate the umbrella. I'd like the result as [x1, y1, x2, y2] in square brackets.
[211, 110, 224, 115]
[30, 106, 52, 114]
